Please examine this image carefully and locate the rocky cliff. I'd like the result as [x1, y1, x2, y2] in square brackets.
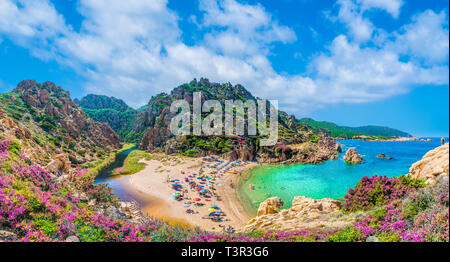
[1, 80, 120, 166]
[410, 143, 449, 185]
[138, 78, 340, 164]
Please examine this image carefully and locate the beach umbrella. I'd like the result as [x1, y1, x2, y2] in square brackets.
[183, 204, 190, 207]
[198, 185, 204, 188]
[194, 198, 201, 201]
[211, 204, 220, 209]
[208, 208, 216, 212]
[196, 188, 202, 191]
[200, 189, 209, 193]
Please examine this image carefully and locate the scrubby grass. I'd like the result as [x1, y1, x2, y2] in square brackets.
[113, 150, 151, 176]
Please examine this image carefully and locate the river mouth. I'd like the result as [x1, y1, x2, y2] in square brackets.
[237, 138, 444, 213]
[93, 147, 197, 229]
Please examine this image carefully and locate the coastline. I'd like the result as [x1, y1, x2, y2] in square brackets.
[122, 154, 256, 232]
[336, 136, 433, 142]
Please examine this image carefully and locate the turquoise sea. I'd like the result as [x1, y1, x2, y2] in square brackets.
[239, 138, 448, 214]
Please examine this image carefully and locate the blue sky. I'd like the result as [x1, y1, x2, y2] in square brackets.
[0, 0, 448, 136]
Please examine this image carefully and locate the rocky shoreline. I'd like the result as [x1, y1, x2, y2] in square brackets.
[239, 143, 449, 234]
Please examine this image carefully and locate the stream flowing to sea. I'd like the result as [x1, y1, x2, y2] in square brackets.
[238, 138, 447, 214]
[94, 147, 139, 202]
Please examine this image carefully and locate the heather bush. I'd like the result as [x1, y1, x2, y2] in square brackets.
[343, 175, 424, 212]
[16, 165, 59, 192]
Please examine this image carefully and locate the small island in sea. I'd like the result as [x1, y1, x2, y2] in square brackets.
[1, 79, 448, 242]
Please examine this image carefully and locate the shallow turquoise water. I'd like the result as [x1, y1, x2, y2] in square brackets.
[239, 138, 448, 213]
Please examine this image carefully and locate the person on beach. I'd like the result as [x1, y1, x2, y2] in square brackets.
[441, 137, 445, 145]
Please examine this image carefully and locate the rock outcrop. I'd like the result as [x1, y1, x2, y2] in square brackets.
[410, 143, 449, 185]
[242, 196, 351, 233]
[14, 80, 121, 151]
[138, 78, 340, 164]
[0, 229, 17, 242]
[257, 197, 284, 216]
[343, 148, 363, 163]
[45, 154, 71, 177]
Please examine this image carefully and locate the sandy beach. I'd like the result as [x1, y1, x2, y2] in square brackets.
[123, 154, 257, 232]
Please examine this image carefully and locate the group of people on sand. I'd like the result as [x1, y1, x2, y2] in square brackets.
[166, 157, 249, 233]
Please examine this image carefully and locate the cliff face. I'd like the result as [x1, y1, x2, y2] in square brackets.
[138, 78, 339, 164]
[14, 80, 121, 150]
[1, 80, 120, 166]
[410, 143, 449, 185]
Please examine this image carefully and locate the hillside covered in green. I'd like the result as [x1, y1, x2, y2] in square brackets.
[74, 95, 145, 143]
[300, 118, 412, 139]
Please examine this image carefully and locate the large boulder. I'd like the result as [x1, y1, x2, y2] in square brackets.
[242, 196, 350, 233]
[290, 196, 341, 215]
[45, 154, 71, 177]
[410, 143, 449, 185]
[0, 230, 16, 242]
[343, 148, 363, 163]
[257, 197, 284, 216]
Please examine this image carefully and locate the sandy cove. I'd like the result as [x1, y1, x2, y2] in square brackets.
[123, 154, 257, 232]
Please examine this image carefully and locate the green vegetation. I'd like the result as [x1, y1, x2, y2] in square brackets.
[327, 227, 362, 242]
[113, 150, 151, 176]
[75, 95, 144, 143]
[299, 118, 412, 139]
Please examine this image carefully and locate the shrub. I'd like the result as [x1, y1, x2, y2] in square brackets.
[327, 227, 362, 242]
[184, 149, 199, 157]
[377, 232, 400, 242]
[33, 218, 58, 237]
[8, 140, 21, 156]
[78, 226, 106, 242]
[343, 175, 418, 212]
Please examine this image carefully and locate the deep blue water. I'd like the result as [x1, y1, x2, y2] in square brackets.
[239, 138, 448, 212]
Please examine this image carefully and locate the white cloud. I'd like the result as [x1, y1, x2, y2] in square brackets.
[336, 0, 375, 42]
[389, 10, 449, 64]
[312, 35, 448, 104]
[357, 0, 403, 18]
[0, 0, 448, 113]
[0, 0, 68, 43]
[199, 0, 297, 57]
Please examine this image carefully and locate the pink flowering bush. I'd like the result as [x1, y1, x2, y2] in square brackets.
[343, 175, 424, 212]
[0, 139, 10, 162]
[353, 176, 449, 242]
[16, 165, 59, 192]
